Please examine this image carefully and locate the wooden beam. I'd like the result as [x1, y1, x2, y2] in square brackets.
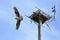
[38, 18, 42, 40]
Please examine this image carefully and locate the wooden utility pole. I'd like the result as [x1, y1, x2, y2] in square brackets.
[38, 20, 42, 40]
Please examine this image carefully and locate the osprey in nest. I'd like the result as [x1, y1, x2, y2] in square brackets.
[13, 7, 23, 30]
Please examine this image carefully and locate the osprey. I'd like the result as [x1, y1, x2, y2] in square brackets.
[13, 7, 23, 30]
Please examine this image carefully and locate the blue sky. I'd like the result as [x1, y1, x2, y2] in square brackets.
[0, 0, 60, 40]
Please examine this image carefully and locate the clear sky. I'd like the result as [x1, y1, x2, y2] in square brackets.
[0, 0, 60, 40]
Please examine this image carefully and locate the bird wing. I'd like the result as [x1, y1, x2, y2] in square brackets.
[14, 7, 20, 17]
[16, 20, 20, 30]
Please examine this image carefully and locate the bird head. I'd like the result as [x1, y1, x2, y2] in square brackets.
[20, 16, 23, 21]
[15, 18, 17, 20]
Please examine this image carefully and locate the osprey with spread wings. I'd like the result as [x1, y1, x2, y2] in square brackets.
[13, 7, 23, 30]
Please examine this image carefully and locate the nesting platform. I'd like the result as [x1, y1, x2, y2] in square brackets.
[28, 9, 51, 24]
